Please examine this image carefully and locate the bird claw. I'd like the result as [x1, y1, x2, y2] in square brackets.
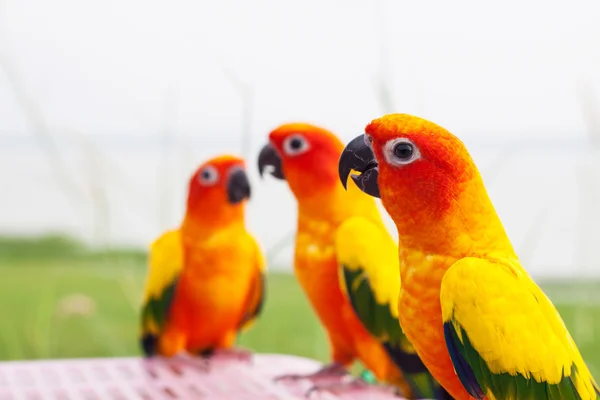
[169, 354, 211, 375]
[305, 379, 365, 398]
[141, 354, 209, 379]
[205, 348, 254, 364]
[273, 363, 348, 384]
[273, 374, 296, 382]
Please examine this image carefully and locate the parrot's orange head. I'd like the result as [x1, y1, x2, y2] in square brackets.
[257, 123, 345, 199]
[186, 154, 250, 223]
[338, 114, 476, 221]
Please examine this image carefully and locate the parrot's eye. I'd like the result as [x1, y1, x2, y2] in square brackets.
[283, 134, 309, 156]
[198, 165, 219, 185]
[394, 143, 413, 160]
[364, 134, 373, 147]
[384, 138, 421, 166]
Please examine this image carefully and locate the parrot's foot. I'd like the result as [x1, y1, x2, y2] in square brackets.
[305, 379, 402, 399]
[152, 354, 210, 376]
[203, 347, 254, 364]
[273, 362, 349, 385]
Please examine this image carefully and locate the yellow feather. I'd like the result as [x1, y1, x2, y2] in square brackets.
[141, 229, 183, 304]
[238, 236, 267, 333]
[335, 216, 401, 321]
[441, 256, 598, 397]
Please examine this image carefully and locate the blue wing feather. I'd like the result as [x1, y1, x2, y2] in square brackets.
[444, 322, 485, 399]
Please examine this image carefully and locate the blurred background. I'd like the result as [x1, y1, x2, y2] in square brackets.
[0, 0, 599, 379]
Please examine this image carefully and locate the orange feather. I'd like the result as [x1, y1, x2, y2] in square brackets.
[141, 155, 265, 357]
[365, 114, 518, 399]
[266, 123, 414, 395]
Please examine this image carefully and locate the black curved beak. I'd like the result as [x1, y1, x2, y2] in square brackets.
[338, 134, 380, 198]
[257, 143, 285, 180]
[227, 168, 251, 204]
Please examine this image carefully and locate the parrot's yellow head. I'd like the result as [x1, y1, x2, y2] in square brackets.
[338, 114, 479, 229]
[185, 154, 250, 227]
[257, 123, 346, 200]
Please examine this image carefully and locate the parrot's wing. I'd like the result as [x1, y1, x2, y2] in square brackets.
[238, 237, 266, 332]
[335, 217, 441, 399]
[441, 256, 600, 400]
[139, 229, 183, 356]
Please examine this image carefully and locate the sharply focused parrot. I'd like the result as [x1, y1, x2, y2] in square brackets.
[338, 113, 600, 400]
[140, 155, 266, 363]
[258, 123, 450, 399]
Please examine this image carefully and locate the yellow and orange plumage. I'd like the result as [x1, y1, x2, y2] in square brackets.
[339, 113, 600, 400]
[258, 123, 447, 399]
[140, 155, 265, 358]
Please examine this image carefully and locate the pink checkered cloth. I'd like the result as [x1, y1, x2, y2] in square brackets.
[0, 354, 405, 400]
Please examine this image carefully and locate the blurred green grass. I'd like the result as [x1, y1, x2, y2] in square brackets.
[0, 235, 599, 381]
[0, 235, 329, 363]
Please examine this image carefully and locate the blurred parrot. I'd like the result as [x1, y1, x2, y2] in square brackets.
[258, 123, 450, 399]
[140, 155, 266, 364]
[339, 113, 600, 400]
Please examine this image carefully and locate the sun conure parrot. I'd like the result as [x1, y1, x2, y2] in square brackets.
[338, 113, 600, 400]
[258, 123, 450, 399]
[140, 154, 265, 364]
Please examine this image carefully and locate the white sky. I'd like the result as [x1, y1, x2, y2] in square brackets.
[0, 0, 599, 276]
[1, 0, 599, 142]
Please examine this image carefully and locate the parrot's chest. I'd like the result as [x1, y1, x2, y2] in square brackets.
[294, 223, 337, 269]
[293, 230, 362, 334]
[397, 252, 451, 328]
[294, 234, 338, 293]
[178, 245, 255, 313]
[397, 275, 445, 351]
[397, 253, 470, 398]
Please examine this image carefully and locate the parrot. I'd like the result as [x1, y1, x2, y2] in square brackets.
[338, 113, 600, 400]
[140, 154, 266, 366]
[258, 123, 450, 399]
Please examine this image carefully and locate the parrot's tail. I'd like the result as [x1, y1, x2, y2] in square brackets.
[382, 343, 450, 399]
[402, 371, 455, 400]
[140, 334, 158, 357]
[434, 384, 455, 400]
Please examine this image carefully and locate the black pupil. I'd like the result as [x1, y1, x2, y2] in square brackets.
[290, 138, 303, 150]
[394, 143, 413, 159]
[202, 170, 211, 179]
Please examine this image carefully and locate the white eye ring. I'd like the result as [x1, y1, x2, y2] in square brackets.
[364, 134, 373, 148]
[198, 165, 219, 185]
[282, 134, 310, 156]
[383, 138, 421, 166]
